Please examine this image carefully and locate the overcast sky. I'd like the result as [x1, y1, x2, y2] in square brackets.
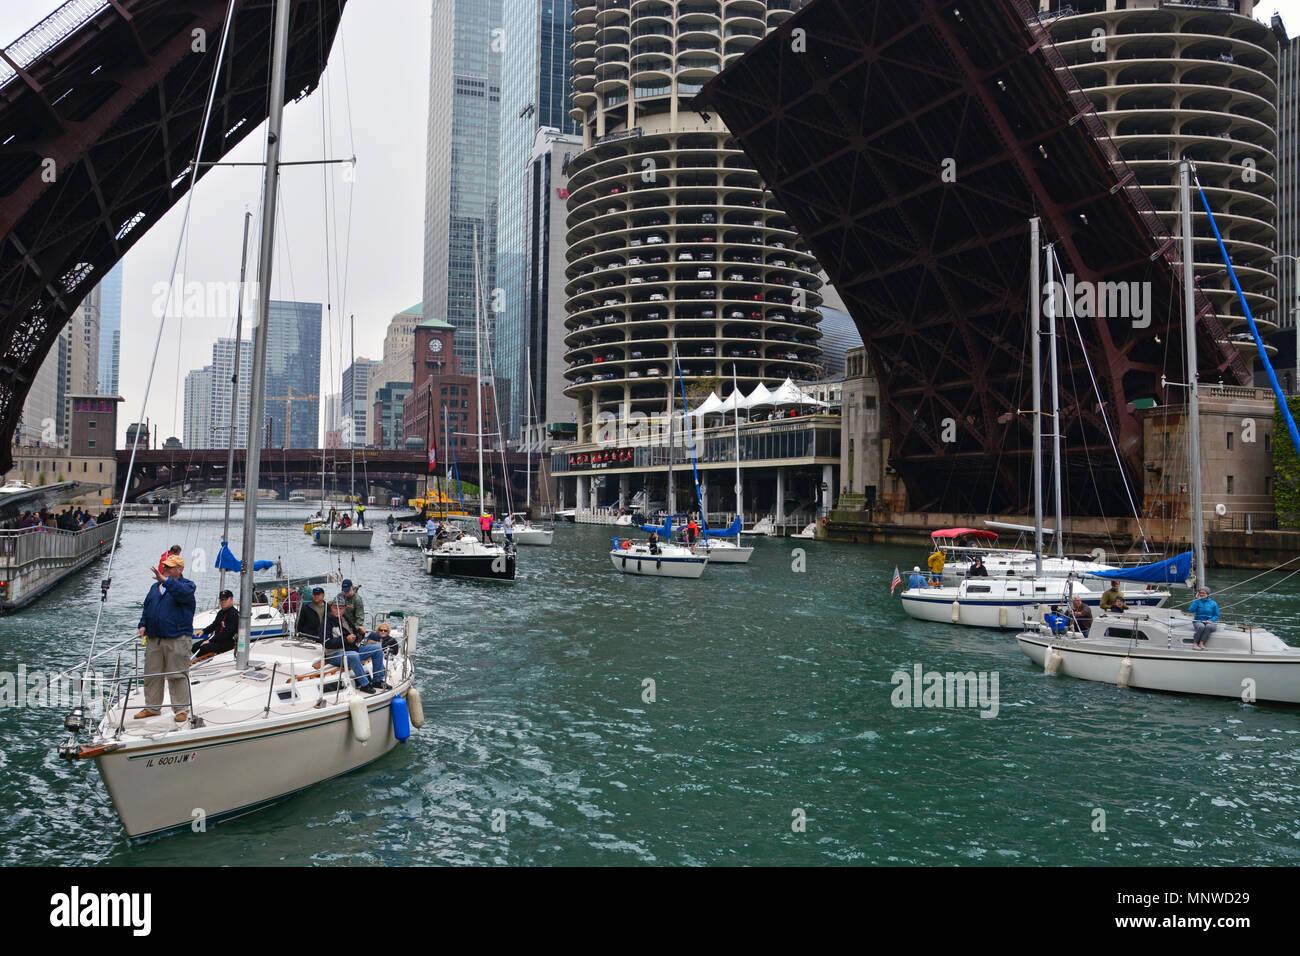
[1, 0, 1297, 446]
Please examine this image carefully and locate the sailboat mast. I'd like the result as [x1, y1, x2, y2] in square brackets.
[667, 342, 676, 517]
[219, 210, 252, 597]
[1047, 245, 1065, 560]
[349, 314, 357, 508]
[236, 0, 291, 669]
[1180, 159, 1207, 590]
[525, 345, 532, 511]
[1029, 218, 1044, 576]
[473, 227, 485, 518]
[733, 362, 742, 520]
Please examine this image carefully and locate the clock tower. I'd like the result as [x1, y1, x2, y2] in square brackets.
[413, 317, 455, 379]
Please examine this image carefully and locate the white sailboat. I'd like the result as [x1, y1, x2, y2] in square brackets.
[424, 228, 515, 582]
[1017, 160, 1300, 702]
[899, 218, 1169, 628]
[55, 1, 420, 840]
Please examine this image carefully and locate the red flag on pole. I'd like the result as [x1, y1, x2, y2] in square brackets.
[428, 444, 437, 473]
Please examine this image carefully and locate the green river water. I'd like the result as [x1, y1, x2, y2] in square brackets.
[2, 501, 1298, 865]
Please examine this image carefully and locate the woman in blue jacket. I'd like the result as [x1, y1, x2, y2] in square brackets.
[1188, 588, 1220, 649]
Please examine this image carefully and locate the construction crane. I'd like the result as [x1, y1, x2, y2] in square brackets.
[264, 384, 319, 448]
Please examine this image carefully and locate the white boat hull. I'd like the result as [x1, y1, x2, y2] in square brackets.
[698, 541, 754, 563]
[312, 527, 373, 549]
[387, 528, 428, 548]
[1018, 632, 1300, 704]
[901, 585, 1167, 630]
[609, 547, 707, 578]
[93, 688, 410, 840]
[493, 527, 554, 546]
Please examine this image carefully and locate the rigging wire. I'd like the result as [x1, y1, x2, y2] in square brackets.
[82, 0, 240, 668]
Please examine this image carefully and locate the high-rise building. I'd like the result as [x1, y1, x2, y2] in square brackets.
[263, 300, 322, 447]
[323, 392, 343, 449]
[562, 0, 824, 443]
[518, 127, 581, 449]
[59, 286, 100, 447]
[184, 366, 214, 449]
[97, 262, 123, 395]
[366, 304, 421, 417]
[496, 0, 579, 440]
[16, 345, 60, 447]
[1043, 0, 1281, 368]
[342, 357, 374, 448]
[373, 381, 413, 449]
[423, 0, 503, 375]
[211, 337, 252, 451]
[1274, 13, 1298, 387]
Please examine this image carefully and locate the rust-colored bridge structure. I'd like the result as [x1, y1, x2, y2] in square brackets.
[0, 0, 347, 474]
[117, 447, 535, 504]
[699, 0, 1250, 515]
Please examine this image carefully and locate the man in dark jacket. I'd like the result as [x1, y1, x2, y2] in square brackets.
[324, 603, 386, 693]
[192, 589, 239, 658]
[136, 554, 197, 721]
[296, 587, 329, 641]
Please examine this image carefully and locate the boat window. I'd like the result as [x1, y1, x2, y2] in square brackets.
[1034, 586, 1046, 593]
[967, 585, 991, 593]
[1105, 627, 1147, 641]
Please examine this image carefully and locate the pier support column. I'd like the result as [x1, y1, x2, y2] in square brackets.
[699, 472, 709, 519]
[823, 464, 834, 514]
[619, 473, 629, 511]
[576, 477, 589, 512]
[776, 467, 785, 526]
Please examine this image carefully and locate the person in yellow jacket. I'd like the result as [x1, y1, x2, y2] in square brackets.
[927, 549, 946, 582]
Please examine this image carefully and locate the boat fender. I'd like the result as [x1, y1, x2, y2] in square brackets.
[951, 600, 960, 623]
[1117, 656, 1133, 688]
[391, 695, 411, 742]
[656, 559, 662, 571]
[998, 605, 1007, 628]
[407, 687, 425, 728]
[1045, 648, 1063, 675]
[349, 697, 371, 743]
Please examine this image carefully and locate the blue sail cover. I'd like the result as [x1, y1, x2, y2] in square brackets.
[704, 516, 742, 538]
[214, 541, 274, 573]
[640, 516, 672, 537]
[1089, 551, 1192, 584]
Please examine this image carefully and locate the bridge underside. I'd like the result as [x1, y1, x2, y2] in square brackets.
[700, 0, 1248, 515]
[0, 0, 347, 472]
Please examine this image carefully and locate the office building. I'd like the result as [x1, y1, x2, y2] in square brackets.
[372, 381, 413, 449]
[423, 0, 503, 375]
[496, 0, 579, 440]
[402, 315, 497, 458]
[97, 262, 123, 395]
[366, 304, 421, 418]
[184, 365, 214, 449]
[265, 299, 322, 447]
[342, 357, 374, 448]
[211, 337, 252, 451]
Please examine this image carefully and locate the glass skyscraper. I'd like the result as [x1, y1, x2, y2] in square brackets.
[496, 0, 578, 441]
[97, 262, 122, 395]
[264, 300, 322, 447]
[423, 0, 503, 376]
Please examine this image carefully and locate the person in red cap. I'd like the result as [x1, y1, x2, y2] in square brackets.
[157, 544, 182, 577]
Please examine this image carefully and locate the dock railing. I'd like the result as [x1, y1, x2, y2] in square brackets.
[0, 518, 120, 569]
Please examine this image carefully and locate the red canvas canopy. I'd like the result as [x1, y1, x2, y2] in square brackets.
[930, 528, 999, 541]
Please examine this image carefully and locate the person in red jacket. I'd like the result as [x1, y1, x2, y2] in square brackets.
[157, 544, 182, 577]
[479, 512, 493, 544]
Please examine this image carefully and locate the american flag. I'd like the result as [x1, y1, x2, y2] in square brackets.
[890, 566, 902, 595]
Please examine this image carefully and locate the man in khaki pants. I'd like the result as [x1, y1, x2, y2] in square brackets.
[135, 554, 198, 722]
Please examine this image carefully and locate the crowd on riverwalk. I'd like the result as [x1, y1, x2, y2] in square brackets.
[0, 506, 115, 533]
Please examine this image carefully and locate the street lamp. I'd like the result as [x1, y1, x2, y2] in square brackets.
[1273, 255, 1300, 395]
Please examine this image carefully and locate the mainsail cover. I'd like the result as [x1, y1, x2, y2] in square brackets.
[704, 516, 742, 538]
[640, 516, 672, 537]
[215, 541, 274, 573]
[1089, 551, 1191, 584]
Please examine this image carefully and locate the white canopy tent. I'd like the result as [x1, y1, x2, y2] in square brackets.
[771, 377, 828, 408]
[690, 391, 723, 417]
[740, 382, 775, 410]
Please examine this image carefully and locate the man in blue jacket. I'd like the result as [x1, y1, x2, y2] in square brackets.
[1189, 587, 1220, 648]
[136, 554, 197, 721]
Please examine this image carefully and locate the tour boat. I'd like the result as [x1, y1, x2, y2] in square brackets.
[610, 537, 708, 578]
